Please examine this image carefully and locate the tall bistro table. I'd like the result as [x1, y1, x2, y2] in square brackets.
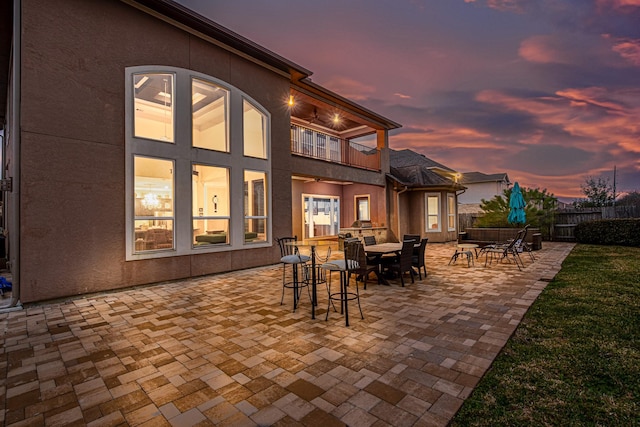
[285, 240, 332, 320]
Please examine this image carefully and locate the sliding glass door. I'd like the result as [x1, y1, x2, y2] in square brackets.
[303, 195, 340, 239]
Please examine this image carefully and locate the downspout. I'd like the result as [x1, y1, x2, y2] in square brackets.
[396, 185, 408, 239]
[7, 0, 21, 309]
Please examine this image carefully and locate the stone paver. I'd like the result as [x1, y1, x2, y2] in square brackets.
[0, 242, 574, 426]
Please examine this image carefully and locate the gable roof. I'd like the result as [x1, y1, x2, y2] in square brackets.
[389, 149, 454, 172]
[459, 172, 510, 185]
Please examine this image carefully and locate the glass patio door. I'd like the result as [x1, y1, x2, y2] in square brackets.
[303, 195, 340, 239]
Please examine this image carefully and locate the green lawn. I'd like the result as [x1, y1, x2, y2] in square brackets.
[450, 244, 640, 426]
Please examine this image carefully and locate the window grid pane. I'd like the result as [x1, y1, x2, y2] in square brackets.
[244, 170, 267, 242]
[192, 78, 229, 152]
[192, 164, 230, 246]
[243, 100, 267, 159]
[426, 195, 440, 231]
[448, 194, 456, 231]
[134, 156, 174, 251]
[134, 73, 175, 143]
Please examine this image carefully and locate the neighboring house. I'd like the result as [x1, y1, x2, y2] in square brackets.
[0, 0, 400, 305]
[457, 172, 511, 212]
[388, 150, 465, 243]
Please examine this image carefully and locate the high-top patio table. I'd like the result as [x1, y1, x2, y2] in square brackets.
[364, 242, 403, 285]
[285, 240, 332, 319]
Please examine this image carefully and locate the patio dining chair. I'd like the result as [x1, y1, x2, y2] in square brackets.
[363, 235, 377, 246]
[411, 238, 429, 279]
[362, 235, 385, 267]
[353, 240, 378, 290]
[403, 234, 420, 244]
[276, 236, 311, 311]
[385, 240, 416, 286]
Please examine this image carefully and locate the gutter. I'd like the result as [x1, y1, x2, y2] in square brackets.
[7, 0, 21, 309]
[396, 185, 409, 239]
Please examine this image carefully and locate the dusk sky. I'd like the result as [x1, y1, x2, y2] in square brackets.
[176, 0, 640, 201]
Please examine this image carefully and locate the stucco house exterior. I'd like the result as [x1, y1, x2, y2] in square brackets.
[388, 150, 465, 243]
[0, 0, 402, 305]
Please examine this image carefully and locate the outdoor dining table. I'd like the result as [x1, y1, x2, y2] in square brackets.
[285, 240, 332, 320]
[363, 242, 403, 285]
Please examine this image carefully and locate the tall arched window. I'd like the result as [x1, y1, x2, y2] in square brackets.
[125, 66, 271, 260]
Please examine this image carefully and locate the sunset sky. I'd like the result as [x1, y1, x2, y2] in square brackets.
[176, 0, 640, 201]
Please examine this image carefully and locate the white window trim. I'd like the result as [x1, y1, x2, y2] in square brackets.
[302, 193, 341, 240]
[354, 194, 370, 222]
[425, 193, 441, 233]
[447, 193, 456, 232]
[125, 66, 271, 260]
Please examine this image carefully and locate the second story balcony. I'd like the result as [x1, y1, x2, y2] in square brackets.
[291, 124, 381, 171]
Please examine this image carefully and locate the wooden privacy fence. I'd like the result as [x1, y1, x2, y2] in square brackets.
[458, 213, 482, 231]
[459, 206, 640, 242]
[553, 206, 640, 241]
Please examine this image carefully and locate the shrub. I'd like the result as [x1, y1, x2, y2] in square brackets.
[574, 219, 640, 246]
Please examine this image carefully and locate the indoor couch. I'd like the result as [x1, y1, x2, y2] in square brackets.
[195, 230, 259, 244]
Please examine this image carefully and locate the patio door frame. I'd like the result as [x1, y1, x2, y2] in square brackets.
[302, 193, 340, 240]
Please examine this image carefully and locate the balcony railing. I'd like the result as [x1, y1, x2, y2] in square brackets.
[291, 125, 380, 171]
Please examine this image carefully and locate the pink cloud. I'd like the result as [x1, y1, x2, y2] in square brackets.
[519, 35, 571, 64]
[486, 0, 526, 12]
[597, 0, 640, 10]
[609, 37, 640, 66]
[320, 76, 376, 101]
[555, 87, 626, 111]
[476, 87, 640, 153]
[394, 93, 412, 99]
[518, 33, 617, 66]
[464, 0, 526, 12]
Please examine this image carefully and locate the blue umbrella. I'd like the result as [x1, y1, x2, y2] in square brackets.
[508, 182, 527, 224]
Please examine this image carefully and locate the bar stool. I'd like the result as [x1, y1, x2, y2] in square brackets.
[302, 245, 331, 298]
[321, 240, 364, 326]
[276, 236, 310, 311]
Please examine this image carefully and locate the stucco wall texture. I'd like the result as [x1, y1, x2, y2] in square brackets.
[18, 0, 292, 302]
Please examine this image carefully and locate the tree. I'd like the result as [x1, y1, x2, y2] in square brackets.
[617, 191, 640, 207]
[476, 186, 557, 239]
[579, 176, 614, 207]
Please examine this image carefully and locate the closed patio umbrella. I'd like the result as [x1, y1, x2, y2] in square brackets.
[507, 182, 527, 225]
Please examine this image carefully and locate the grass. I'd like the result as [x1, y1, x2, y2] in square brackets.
[450, 244, 640, 426]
